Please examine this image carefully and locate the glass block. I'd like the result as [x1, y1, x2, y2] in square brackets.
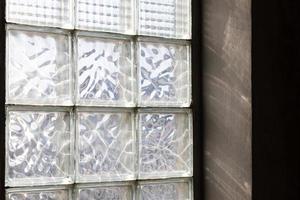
[5, 106, 74, 187]
[137, 178, 193, 200]
[74, 182, 134, 200]
[75, 32, 135, 107]
[6, 186, 72, 200]
[137, 38, 191, 107]
[75, 0, 135, 34]
[137, 0, 191, 39]
[75, 108, 136, 183]
[138, 109, 193, 179]
[6, 25, 73, 106]
[6, 0, 73, 29]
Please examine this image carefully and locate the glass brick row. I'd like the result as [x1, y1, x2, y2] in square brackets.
[6, 0, 191, 39]
[6, 25, 192, 108]
[6, 179, 193, 200]
[5, 106, 193, 187]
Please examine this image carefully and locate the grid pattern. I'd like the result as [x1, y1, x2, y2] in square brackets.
[6, 0, 73, 29]
[138, 0, 191, 39]
[5, 0, 193, 199]
[75, 0, 135, 34]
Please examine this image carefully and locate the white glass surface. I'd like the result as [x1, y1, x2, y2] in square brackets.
[6, 186, 72, 200]
[75, 108, 136, 183]
[74, 182, 134, 200]
[137, 178, 193, 200]
[75, 32, 135, 107]
[6, 25, 73, 106]
[138, 0, 191, 39]
[137, 38, 191, 107]
[138, 109, 193, 179]
[75, 0, 135, 34]
[6, 0, 73, 29]
[5, 106, 74, 187]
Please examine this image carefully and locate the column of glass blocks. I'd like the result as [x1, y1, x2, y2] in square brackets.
[5, 0, 193, 199]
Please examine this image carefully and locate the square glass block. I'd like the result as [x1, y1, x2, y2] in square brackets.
[6, 0, 73, 29]
[75, 0, 135, 34]
[137, 38, 191, 107]
[138, 109, 193, 179]
[75, 32, 135, 107]
[74, 182, 134, 200]
[6, 25, 73, 106]
[5, 106, 74, 187]
[75, 108, 136, 183]
[137, 178, 193, 200]
[6, 186, 72, 200]
[138, 0, 191, 39]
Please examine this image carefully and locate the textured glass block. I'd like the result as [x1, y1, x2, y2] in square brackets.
[6, 25, 73, 106]
[5, 106, 74, 187]
[138, 0, 191, 39]
[137, 38, 191, 107]
[137, 178, 193, 200]
[74, 182, 134, 200]
[75, 32, 135, 107]
[75, 0, 135, 34]
[75, 108, 135, 183]
[6, 0, 73, 29]
[6, 186, 72, 200]
[138, 109, 193, 179]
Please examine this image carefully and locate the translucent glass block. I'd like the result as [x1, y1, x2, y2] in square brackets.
[74, 182, 134, 200]
[75, 32, 135, 107]
[6, 25, 73, 106]
[75, 0, 135, 34]
[75, 108, 136, 183]
[6, 0, 73, 29]
[138, 109, 193, 179]
[137, 178, 193, 200]
[138, 0, 191, 39]
[5, 106, 74, 187]
[6, 186, 72, 200]
[137, 38, 191, 107]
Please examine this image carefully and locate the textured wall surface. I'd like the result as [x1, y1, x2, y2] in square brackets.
[202, 0, 252, 199]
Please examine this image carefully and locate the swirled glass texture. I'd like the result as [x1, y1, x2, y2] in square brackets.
[76, 109, 135, 182]
[138, 109, 193, 179]
[6, 25, 72, 106]
[75, 33, 134, 107]
[75, 183, 133, 200]
[6, 107, 73, 187]
[137, 39, 191, 107]
[6, 187, 70, 200]
[138, 179, 192, 200]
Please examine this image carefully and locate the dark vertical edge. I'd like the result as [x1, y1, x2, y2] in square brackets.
[191, 0, 204, 199]
[252, 0, 300, 199]
[0, 0, 5, 198]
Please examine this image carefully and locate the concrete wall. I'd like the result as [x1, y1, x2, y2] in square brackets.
[202, 0, 252, 199]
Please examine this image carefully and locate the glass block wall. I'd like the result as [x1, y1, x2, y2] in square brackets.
[5, 0, 192, 199]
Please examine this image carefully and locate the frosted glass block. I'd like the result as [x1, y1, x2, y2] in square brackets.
[75, 0, 135, 34]
[75, 32, 135, 107]
[6, 25, 73, 106]
[74, 182, 134, 200]
[6, 0, 73, 29]
[5, 106, 74, 187]
[137, 38, 191, 107]
[138, 0, 191, 39]
[137, 178, 193, 200]
[6, 186, 72, 200]
[138, 109, 193, 179]
[75, 108, 135, 183]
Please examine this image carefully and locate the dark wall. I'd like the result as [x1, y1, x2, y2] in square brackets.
[202, 0, 252, 199]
